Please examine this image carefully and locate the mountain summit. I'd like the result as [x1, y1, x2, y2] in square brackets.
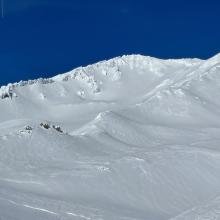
[1, 54, 220, 220]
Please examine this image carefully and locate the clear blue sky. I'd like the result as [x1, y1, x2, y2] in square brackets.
[0, 0, 220, 85]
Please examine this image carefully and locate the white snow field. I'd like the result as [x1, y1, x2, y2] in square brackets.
[1, 53, 220, 220]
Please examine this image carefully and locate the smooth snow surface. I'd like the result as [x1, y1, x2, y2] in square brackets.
[1, 54, 220, 220]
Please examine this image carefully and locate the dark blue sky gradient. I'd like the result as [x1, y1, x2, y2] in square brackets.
[0, 0, 220, 85]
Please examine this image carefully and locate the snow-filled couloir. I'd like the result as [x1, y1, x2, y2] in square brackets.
[0, 53, 220, 220]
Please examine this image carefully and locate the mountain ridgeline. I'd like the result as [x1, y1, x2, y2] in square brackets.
[0, 54, 220, 220]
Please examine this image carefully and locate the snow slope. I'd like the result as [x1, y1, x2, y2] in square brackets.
[0, 53, 220, 220]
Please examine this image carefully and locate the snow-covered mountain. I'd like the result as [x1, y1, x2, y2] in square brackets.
[1, 53, 220, 220]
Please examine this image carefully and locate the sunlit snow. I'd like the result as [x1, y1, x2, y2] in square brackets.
[1, 54, 220, 219]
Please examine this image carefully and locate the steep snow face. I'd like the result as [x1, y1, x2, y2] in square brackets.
[0, 54, 220, 220]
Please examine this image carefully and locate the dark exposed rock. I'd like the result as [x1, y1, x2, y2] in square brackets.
[40, 123, 50, 129]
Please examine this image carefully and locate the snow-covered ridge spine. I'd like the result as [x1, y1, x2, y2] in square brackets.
[0, 54, 156, 88]
[0, 78, 55, 99]
[0, 54, 206, 99]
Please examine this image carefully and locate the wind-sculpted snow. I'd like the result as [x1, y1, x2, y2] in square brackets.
[0, 54, 220, 220]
